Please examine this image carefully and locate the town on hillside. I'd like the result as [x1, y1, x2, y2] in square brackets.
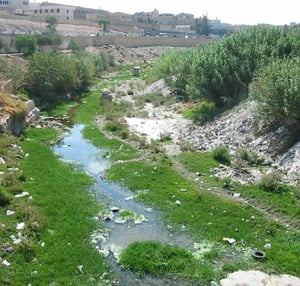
[0, 0, 246, 38]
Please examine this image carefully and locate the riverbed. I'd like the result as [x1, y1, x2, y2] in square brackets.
[53, 124, 198, 286]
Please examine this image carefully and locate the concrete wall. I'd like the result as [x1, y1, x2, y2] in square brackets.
[61, 35, 213, 49]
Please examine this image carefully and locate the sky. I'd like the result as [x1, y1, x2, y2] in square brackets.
[40, 0, 300, 25]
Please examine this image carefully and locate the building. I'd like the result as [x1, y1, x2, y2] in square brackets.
[0, 0, 29, 11]
[23, 2, 75, 21]
[176, 13, 194, 25]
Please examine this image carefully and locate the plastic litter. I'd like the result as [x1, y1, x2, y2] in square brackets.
[15, 192, 29, 198]
[6, 210, 15, 216]
[16, 222, 25, 230]
[223, 237, 236, 245]
[78, 265, 84, 273]
[2, 259, 10, 266]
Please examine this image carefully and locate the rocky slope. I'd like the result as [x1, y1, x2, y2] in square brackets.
[104, 77, 300, 186]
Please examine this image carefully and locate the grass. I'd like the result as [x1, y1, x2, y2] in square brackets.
[2, 64, 300, 284]
[120, 241, 198, 277]
[82, 124, 138, 161]
[178, 151, 300, 219]
[0, 127, 111, 285]
[105, 156, 300, 280]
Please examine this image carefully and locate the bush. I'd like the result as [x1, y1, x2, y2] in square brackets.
[15, 35, 37, 56]
[24, 52, 96, 109]
[152, 26, 300, 108]
[212, 145, 231, 164]
[250, 57, 300, 144]
[259, 171, 287, 193]
[191, 101, 216, 124]
[236, 148, 264, 166]
[0, 188, 12, 206]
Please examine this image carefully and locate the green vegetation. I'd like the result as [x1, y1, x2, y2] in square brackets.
[105, 153, 300, 280]
[0, 127, 110, 285]
[120, 241, 198, 277]
[14, 34, 37, 56]
[23, 51, 114, 110]
[188, 101, 216, 124]
[250, 57, 300, 148]
[153, 26, 300, 108]
[212, 145, 231, 165]
[2, 23, 300, 285]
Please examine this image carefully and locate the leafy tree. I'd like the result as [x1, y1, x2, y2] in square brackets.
[46, 15, 58, 33]
[24, 52, 78, 108]
[98, 19, 110, 32]
[195, 16, 209, 36]
[14, 35, 37, 56]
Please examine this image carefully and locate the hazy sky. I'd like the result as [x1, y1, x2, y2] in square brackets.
[42, 0, 300, 25]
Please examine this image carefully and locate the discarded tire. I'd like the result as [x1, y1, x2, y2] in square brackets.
[251, 249, 265, 260]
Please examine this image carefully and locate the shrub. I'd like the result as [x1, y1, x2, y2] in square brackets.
[259, 171, 286, 193]
[191, 101, 216, 124]
[236, 148, 264, 166]
[250, 57, 300, 145]
[0, 188, 13, 206]
[14, 34, 37, 56]
[212, 145, 231, 164]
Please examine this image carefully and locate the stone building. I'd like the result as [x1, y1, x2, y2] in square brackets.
[23, 2, 75, 21]
[0, 0, 29, 11]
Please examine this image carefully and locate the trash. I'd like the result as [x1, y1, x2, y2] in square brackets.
[6, 210, 15, 216]
[233, 193, 240, 198]
[264, 243, 271, 249]
[40, 242, 45, 247]
[10, 233, 23, 244]
[4, 246, 14, 253]
[77, 265, 84, 273]
[15, 192, 29, 198]
[16, 222, 25, 230]
[251, 249, 265, 260]
[223, 237, 236, 245]
[175, 200, 181, 205]
[2, 259, 10, 266]
[124, 195, 134, 201]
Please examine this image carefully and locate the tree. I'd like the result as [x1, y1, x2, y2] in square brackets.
[14, 35, 37, 56]
[195, 16, 209, 36]
[0, 38, 4, 52]
[36, 16, 61, 51]
[98, 19, 110, 32]
[24, 52, 78, 108]
[45, 15, 58, 33]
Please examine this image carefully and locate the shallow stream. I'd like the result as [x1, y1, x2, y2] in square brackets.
[53, 124, 198, 285]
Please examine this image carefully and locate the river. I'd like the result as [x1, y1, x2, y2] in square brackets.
[53, 124, 199, 286]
